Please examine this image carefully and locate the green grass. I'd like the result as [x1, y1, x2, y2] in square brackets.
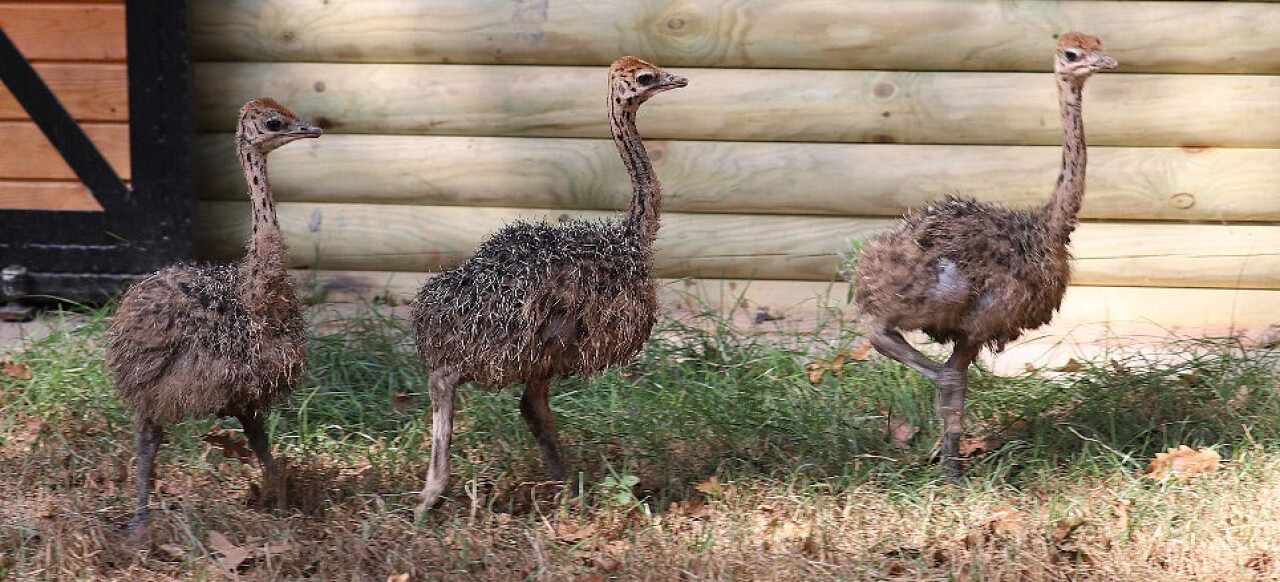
[2, 300, 1279, 580]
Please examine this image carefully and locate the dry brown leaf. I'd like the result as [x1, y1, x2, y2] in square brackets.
[202, 427, 255, 463]
[965, 508, 1027, 548]
[847, 341, 873, 361]
[694, 476, 725, 497]
[958, 436, 1006, 457]
[1246, 551, 1277, 575]
[1056, 359, 1086, 373]
[555, 521, 597, 543]
[158, 543, 187, 560]
[1052, 516, 1085, 544]
[887, 416, 919, 449]
[2, 361, 31, 380]
[1145, 445, 1222, 479]
[806, 354, 847, 384]
[261, 541, 295, 558]
[386, 574, 410, 582]
[207, 530, 235, 553]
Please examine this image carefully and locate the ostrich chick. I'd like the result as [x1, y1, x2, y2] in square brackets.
[854, 33, 1117, 478]
[412, 57, 687, 515]
[108, 98, 320, 545]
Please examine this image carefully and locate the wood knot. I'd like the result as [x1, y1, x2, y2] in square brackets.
[657, 10, 699, 36]
[874, 83, 896, 98]
[666, 16, 686, 31]
[280, 30, 296, 42]
[315, 117, 334, 130]
[1169, 192, 1196, 210]
[313, 81, 326, 93]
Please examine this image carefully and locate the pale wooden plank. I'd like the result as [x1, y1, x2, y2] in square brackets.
[0, 180, 103, 211]
[191, 0, 1280, 74]
[0, 62, 127, 121]
[197, 202, 1280, 289]
[0, 4, 125, 61]
[0, 121, 129, 180]
[195, 133, 1280, 222]
[193, 63, 1280, 147]
[292, 269, 1280, 336]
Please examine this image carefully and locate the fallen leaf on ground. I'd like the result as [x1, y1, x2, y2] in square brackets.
[2, 361, 31, 379]
[806, 354, 845, 384]
[202, 427, 255, 463]
[1145, 445, 1221, 479]
[887, 416, 919, 449]
[958, 436, 1006, 457]
[555, 521, 597, 543]
[966, 508, 1027, 547]
[847, 341, 873, 361]
[1055, 359, 1086, 372]
[1052, 516, 1086, 544]
[387, 574, 410, 582]
[208, 530, 252, 572]
[694, 476, 726, 497]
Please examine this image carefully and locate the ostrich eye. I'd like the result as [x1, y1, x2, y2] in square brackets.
[264, 117, 284, 132]
[635, 71, 656, 86]
[1064, 49, 1081, 62]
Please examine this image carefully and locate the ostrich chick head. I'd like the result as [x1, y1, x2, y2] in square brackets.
[236, 97, 323, 154]
[610, 56, 688, 107]
[1055, 32, 1118, 79]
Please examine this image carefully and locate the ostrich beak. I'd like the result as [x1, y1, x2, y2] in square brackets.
[1093, 52, 1118, 70]
[662, 73, 689, 90]
[288, 123, 323, 138]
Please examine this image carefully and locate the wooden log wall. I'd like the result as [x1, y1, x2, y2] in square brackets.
[191, 0, 1280, 333]
[0, 1, 127, 211]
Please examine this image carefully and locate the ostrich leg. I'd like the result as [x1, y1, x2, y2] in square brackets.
[238, 412, 285, 508]
[418, 367, 461, 517]
[868, 324, 946, 380]
[520, 378, 566, 481]
[238, 412, 278, 472]
[127, 418, 164, 547]
[936, 340, 982, 479]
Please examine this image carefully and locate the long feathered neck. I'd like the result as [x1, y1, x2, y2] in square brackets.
[236, 139, 293, 316]
[1044, 72, 1089, 246]
[611, 94, 661, 249]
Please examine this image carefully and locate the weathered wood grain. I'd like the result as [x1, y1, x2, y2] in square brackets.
[295, 269, 1280, 334]
[193, 63, 1280, 147]
[195, 133, 1280, 222]
[0, 180, 103, 211]
[0, 4, 125, 61]
[197, 202, 1280, 289]
[0, 63, 127, 122]
[0, 121, 130, 180]
[191, 0, 1280, 74]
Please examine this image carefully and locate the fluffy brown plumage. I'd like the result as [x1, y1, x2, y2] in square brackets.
[108, 98, 320, 546]
[412, 56, 687, 515]
[854, 33, 1117, 478]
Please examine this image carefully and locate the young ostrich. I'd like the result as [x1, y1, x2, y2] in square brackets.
[854, 33, 1117, 478]
[412, 56, 687, 514]
[108, 98, 320, 545]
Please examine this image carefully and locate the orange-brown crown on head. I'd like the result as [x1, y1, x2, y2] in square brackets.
[611, 56, 658, 76]
[1057, 32, 1104, 51]
[241, 97, 298, 119]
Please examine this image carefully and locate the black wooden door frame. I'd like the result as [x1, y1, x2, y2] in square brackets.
[0, 0, 192, 303]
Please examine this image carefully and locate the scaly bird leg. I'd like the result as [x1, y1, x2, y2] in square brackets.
[238, 412, 284, 509]
[936, 340, 983, 480]
[520, 378, 566, 481]
[417, 367, 461, 520]
[127, 417, 164, 549]
[868, 324, 945, 381]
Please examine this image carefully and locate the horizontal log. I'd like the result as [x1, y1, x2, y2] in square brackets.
[295, 269, 1280, 335]
[0, 180, 103, 211]
[191, 0, 1280, 74]
[0, 62, 127, 122]
[0, 4, 125, 61]
[193, 63, 1280, 147]
[197, 202, 1280, 289]
[196, 133, 1280, 222]
[0, 122, 130, 180]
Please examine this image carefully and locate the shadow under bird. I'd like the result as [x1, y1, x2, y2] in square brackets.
[411, 56, 688, 517]
[107, 98, 320, 547]
[853, 33, 1117, 478]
